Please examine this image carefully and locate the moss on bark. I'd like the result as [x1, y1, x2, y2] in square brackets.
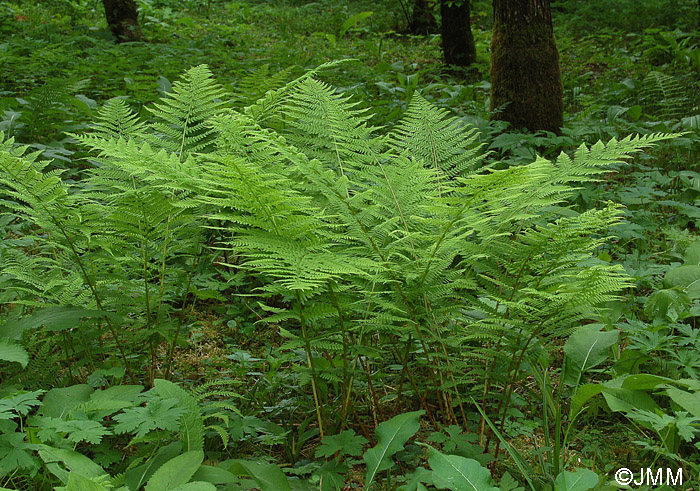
[489, 0, 563, 134]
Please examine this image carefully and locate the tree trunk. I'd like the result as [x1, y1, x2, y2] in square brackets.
[489, 0, 563, 134]
[102, 0, 143, 43]
[409, 0, 438, 34]
[440, 0, 477, 67]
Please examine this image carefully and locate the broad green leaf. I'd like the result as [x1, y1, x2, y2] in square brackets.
[38, 447, 105, 479]
[626, 105, 642, 120]
[144, 450, 203, 491]
[235, 460, 292, 491]
[553, 469, 599, 491]
[170, 483, 216, 491]
[0, 339, 28, 367]
[666, 387, 700, 418]
[563, 325, 618, 384]
[570, 384, 605, 419]
[64, 472, 109, 491]
[602, 387, 659, 414]
[41, 385, 94, 418]
[191, 464, 238, 484]
[620, 374, 675, 390]
[664, 265, 700, 289]
[0, 306, 119, 340]
[154, 379, 204, 452]
[124, 441, 182, 491]
[338, 11, 373, 39]
[684, 239, 700, 265]
[363, 411, 423, 489]
[424, 445, 498, 491]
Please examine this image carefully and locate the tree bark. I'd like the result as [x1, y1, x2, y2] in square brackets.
[440, 0, 477, 67]
[102, 0, 143, 43]
[489, 0, 563, 134]
[409, 0, 438, 34]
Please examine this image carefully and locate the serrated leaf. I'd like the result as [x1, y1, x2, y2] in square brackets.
[114, 397, 185, 439]
[154, 379, 204, 452]
[0, 390, 44, 417]
[666, 387, 700, 418]
[0, 432, 39, 477]
[315, 429, 368, 458]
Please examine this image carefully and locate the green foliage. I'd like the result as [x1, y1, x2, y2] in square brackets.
[364, 411, 423, 488]
[3, 0, 700, 486]
[424, 444, 498, 491]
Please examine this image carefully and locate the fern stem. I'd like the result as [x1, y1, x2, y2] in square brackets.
[328, 282, 351, 430]
[0, 162, 136, 382]
[165, 227, 204, 380]
[295, 290, 325, 439]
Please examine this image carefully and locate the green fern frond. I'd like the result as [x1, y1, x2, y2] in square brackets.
[389, 93, 484, 179]
[91, 98, 146, 139]
[148, 64, 228, 158]
[233, 64, 298, 108]
[640, 70, 694, 119]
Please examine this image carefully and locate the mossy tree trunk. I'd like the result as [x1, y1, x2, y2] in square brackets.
[440, 0, 477, 67]
[102, 0, 143, 43]
[409, 0, 438, 34]
[489, 0, 563, 133]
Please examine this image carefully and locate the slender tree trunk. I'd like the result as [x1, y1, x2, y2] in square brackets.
[103, 0, 143, 43]
[489, 0, 563, 133]
[409, 0, 438, 34]
[440, 0, 477, 67]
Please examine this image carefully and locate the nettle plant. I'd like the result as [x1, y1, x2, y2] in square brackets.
[0, 63, 675, 488]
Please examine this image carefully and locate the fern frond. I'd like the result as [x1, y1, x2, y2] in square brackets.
[148, 65, 228, 157]
[640, 71, 694, 119]
[389, 93, 484, 179]
[91, 98, 146, 139]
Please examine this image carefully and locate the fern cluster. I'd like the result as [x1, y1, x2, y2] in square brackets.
[0, 64, 674, 433]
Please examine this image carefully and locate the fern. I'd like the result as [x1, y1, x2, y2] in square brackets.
[91, 98, 146, 139]
[233, 64, 297, 108]
[640, 70, 694, 119]
[1, 64, 677, 435]
[389, 93, 483, 179]
[148, 64, 227, 157]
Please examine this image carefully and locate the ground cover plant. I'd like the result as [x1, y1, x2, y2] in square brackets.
[1, 0, 700, 490]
